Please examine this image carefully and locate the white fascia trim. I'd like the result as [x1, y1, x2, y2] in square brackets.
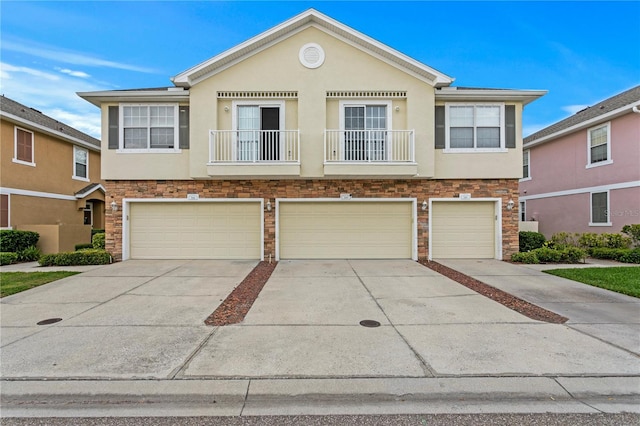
[436, 89, 547, 106]
[0, 187, 76, 201]
[121, 198, 264, 261]
[524, 101, 640, 148]
[77, 90, 190, 108]
[1, 111, 100, 152]
[274, 198, 417, 261]
[75, 184, 106, 199]
[172, 9, 453, 88]
[519, 180, 640, 201]
[428, 198, 503, 261]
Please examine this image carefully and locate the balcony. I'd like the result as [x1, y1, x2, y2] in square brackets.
[324, 129, 418, 177]
[208, 130, 300, 177]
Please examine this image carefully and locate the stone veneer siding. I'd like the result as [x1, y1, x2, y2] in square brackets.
[105, 179, 519, 261]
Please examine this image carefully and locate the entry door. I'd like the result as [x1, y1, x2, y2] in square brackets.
[344, 105, 386, 161]
[237, 106, 280, 161]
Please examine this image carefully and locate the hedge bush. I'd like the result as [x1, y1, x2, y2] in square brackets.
[590, 247, 640, 264]
[577, 232, 631, 250]
[0, 230, 39, 253]
[622, 224, 640, 248]
[519, 231, 546, 252]
[511, 251, 539, 264]
[38, 249, 111, 266]
[91, 228, 105, 237]
[75, 243, 94, 251]
[0, 252, 18, 266]
[92, 232, 105, 249]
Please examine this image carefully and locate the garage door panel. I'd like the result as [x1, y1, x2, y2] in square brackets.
[279, 201, 412, 259]
[129, 202, 261, 260]
[431, 201, 496, 259]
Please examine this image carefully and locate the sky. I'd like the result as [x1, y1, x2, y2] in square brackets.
[1, 1, 638, 139]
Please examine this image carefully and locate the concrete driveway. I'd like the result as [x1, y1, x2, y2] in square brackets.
[2, 259, 638, 381]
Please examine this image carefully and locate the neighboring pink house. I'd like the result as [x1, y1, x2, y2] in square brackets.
[520, 86, 640, 237]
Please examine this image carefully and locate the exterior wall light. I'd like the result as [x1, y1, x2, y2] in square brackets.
[224, 106, 230, 112]
[266, 200, 272, 211]
[422, 200, 427, 211]
[110, 200, 118, 212]
[507, 199, 515, 210]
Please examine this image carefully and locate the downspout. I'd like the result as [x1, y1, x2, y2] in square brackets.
[632, 105, 640, 114]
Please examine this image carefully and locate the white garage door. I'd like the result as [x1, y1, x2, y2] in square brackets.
[278, 201, 413, 259]
[129, 202, 261, 259]
[431, 201, 496, 259]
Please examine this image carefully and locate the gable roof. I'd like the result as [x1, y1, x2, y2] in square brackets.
[524, 85, 640, 147]
[171, 9, 454, 88]
[0, 95, 100, 150]
[74, 183, 105, 199]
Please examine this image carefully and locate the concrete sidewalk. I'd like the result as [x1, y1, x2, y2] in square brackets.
[1, 259, 639, 416]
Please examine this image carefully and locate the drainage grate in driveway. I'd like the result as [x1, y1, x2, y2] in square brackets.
[359, 320, 381, 328]
[37, 318, 62, 325]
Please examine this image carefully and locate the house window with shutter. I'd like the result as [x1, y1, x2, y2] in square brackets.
[587, 122, 612, 168]
[13, 127, 35, 165]
[440, 103, 509, 152]
[117, 104, 180, 152]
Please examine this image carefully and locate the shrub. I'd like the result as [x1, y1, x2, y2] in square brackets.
[519, 231, 545, 252]
[91, 228, 105, 237]
[578, 232, 631, 250]
[548, 232, 580, 249]
[559, 246, 587, 263]
[589, 247, 628, 261]
[530, 246, 586, 264]
[620, 248, 640, 264]
[0, 230, 39, 253]
[511, 251, 539, 264]
[0, 252, 18, 266]
[622, 224, 640, 248]
[16, 245, 41, 262]
[38, 249, 111, 266]
[92, 233, 105, 250]
[75, 243, 94, 251]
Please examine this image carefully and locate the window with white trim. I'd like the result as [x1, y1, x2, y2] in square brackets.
[587, 122, 611, 166]
[519, 201, 526, 222]
[522, 150, 530, 179]
[14, 127, 35, 165]
[590, 191, 610, 226]
[339, 100, 391, 161]
[73, 146, 88, 180]
[445, 104, 505, 151]
[120, 105, 178, 151]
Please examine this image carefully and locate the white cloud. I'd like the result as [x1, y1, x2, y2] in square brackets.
[48, 108, 101, 138]
[2, 38, 156, 73]
[0, 63, 60, 81]
[562, 104, 590, 115]
[56, 67, 91, 79]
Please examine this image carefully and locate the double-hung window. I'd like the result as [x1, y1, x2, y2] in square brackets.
[120, 105, 178, 151]
[73, 146, 88, 180]
[590, 191, 611, 226]
[587, 122, 611, 167]
[519, 201, 526, 222]
[14, 127, 35, 166]
[522, 150, 530, 180]
[445, 104, 505, 151]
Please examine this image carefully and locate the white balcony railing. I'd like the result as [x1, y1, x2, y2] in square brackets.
[324, 130, 415, 163]
[209, 130, 300, 163]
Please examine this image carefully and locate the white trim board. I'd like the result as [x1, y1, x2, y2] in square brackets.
[275, 198, 417, 261]
[520, 181, 640, 201]
[428, 198, 503, 261]
[0, 187, 77, 201]
[121, 198, 264, 261]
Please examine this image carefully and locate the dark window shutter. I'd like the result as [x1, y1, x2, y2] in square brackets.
[179, 106, 190, 149]
[108, 106, 119, 150]
[505, 105, 516, 149]
[435, 105, 445, 149]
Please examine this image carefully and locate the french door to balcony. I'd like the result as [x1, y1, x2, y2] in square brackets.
[344, 105, 387, 161]
[237, 106, 280, 161]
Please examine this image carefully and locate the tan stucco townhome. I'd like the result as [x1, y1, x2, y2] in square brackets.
[79, 9, 545, 262]
[1, 96, 105, 253]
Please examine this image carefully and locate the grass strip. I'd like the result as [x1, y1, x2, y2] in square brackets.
[544, 267, 640, 298]
[0, 271, 80, 297]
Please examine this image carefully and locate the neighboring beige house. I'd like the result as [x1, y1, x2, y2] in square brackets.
[520, 86, 640, 237]
[79, 9, 545, 262]
[1, 95, 105, 253]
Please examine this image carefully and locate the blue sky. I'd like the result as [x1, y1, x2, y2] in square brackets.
[1, 1, 638, 138]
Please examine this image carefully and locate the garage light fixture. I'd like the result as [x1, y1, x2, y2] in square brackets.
[266, 200, 272, 211]
[110, 200, 118, 212]
[422, 200, 427, 211]
[507, 199, 515, 210]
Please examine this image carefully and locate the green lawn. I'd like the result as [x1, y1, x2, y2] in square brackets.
[0, 271, 80, 298]
[544, 267, 640, 298]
